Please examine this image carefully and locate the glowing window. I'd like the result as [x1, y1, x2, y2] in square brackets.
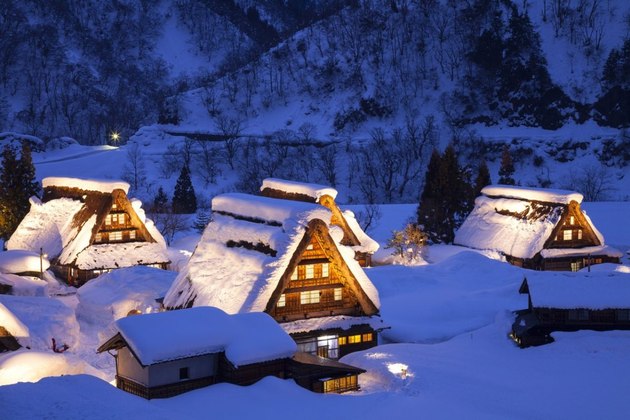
[109, 231, 123, 241]
[105, 215, 111, 225]
[338, 336, 347, 345]
[305, 264, 314, 279]
[334, 287, 342, 301]
[570, 216, 575, 224]
[291, 268, 298, 280]
[129, 230, 136, 240]
[300, 290, 320, 304]
[112, 203, 117, 209]
[577, 229, 582, 240]
[362, 333, 373, 342]
[563, 230, 572, 241]
[348, 334, 361, 344]
[111, 214, 118, 224]
[277, 294, 286, 307]
[322, 263, 329, 278]
[95, 233, 102, 242]
[306, 244, 314, 250]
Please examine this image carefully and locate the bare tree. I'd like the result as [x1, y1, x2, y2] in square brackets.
[354, 204, 382, 234]
[151, 211, 189, 245]
[122, 142, 147, 194]
[159, 143, 181, 179]
[196, 139, 220, 185]
[297, 122, 317, 143]
[566, 164, 614, 201]
[315, 144, 338, 187]
[215, 114, 243, 169]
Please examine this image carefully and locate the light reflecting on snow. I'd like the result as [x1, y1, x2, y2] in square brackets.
[387, 363, 410, 379]
[365, 352, 391, 360]
[615, 265, 630, 273]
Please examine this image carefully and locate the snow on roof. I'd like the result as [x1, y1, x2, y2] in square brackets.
[6, 197, 84, 260]
[0, 250, 50, 274]
[42, 177, 130, 194]
[212, 193, 331, 226]
[454, 195, 563, 259]
[73, 242, 170, 270]
[164, 193, 380, 312]
[481, 185, 583, 204]
[261, 178, 338, 201]
[524, 271, 630, 309]
[111, 307, 296, 367]
[0, 302, 29, 341]
[540, 245, 623, 259]
[342, 209, 380, 254]
[280, 315, 386, 335]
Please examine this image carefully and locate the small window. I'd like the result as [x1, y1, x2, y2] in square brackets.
[306, 244, 314, 250]
[577, 229, 582, 240]
[338, 336, 347, 345]
[111, 214, 118, 224]
[290, 268, 298, 281]
[179, 367, 189, 380]
[563, 230, 572, 241]
[570, 262, 581, 272]
[277, 294, 286, 307]
[105, 215, 111, 225]
[112, 203, 117, 209]
[569, 216, 575, 225]
[129, 230, 136, 240]
[322, 263, 329, 278]
[95, 233, 102, 242]
[305, 264, 314, 279]
[109, 231, 123, 241]
[334, 287, 342, 301]
[362, 333, 373, 342]
[348, 335, 361, 344]
[300, 290, 320, 305]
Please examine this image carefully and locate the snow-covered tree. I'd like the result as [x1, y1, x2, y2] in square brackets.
[386, 223, 427, 264]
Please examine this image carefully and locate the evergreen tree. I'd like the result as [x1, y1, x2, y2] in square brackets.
[153, 186, 169, 213]
[193, 209, 211, 233]
[474, 160, 491, 197]
[0, 143, 40, 239]
[417, 145, 473, 243]
[498, 145, 516, 185]
[172, 165, 197, 214]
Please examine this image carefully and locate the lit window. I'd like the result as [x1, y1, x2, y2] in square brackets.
[362, 333, 373, 342]
[111, 214, 118, 224]
[291, 268, 298, 280]
[305, 264, 314, 279]
[577, 229, 582, 240]
[129, 230, 136, 240]
[105, 215, 111, 225]
[570, 216, 575, 225]
[300, 290, 320, 304]
[338, 336, 347, 345]
[323, 375, 357, 393]
[348, 335, 361, 344]
[277, 294, 286, 307]
[112, 203, 117, 209]
[334, 287, 342, 301]
[95, 233, 102, 242]
[570, 262, 581, 272]
[563, 230, 572, 241]
[322, 263, 329, 278]
[110, 231, 123, 241]
[306, 244, 314, 250]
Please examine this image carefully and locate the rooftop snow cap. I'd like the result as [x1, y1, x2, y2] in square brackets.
[261, 178, 338, 201]
[481, 185, 583, 204]
[42, 177, 130, 194]
[107, 307, 297, 367]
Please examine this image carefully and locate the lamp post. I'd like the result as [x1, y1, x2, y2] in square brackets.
[40, 247, 43, 278]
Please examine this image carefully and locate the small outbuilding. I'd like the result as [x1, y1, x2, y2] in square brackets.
[455, 185, 621, 271]
[98, 307, 365, 399]
[511, 272, 630, 347]
[0, 302, 29, 352]
[7, 177, 170, 286]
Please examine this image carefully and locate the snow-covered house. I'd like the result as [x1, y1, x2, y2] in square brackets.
[6, 177, 170, 286]
[164, 188, 383, 360]
[98, 307, 366, 399]
[455, 185, 621, 271]
[0, 302, 28, 352]
[511, 273, 630, 347]
[260, 178, 379, 267]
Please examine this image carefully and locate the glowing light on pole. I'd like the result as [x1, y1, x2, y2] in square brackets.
[110, 131, 120, 144]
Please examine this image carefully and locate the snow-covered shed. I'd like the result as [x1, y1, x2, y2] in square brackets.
[6, 177, 170, 286]
[164, 189, 383, 360]
[455, 185, 621, 271]
[0, 302, 28, 352]
[98, 307, 365, 398]
[260, 178, 379, 267]
[511, 272, 630, 347]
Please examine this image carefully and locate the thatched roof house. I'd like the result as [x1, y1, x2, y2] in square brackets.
[164, 184, 383, 359]
[511, 272, 630, 347]
[7, 177, 169, 286]
[455, 185, 621, 271]
[98, 307, 365, 398]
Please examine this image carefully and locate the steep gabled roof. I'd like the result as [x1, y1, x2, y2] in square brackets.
[97, 307, 296, 367]
[164, 193, 380, 314]
[454, 185, 614, 259]
[7, 177, 169, 270]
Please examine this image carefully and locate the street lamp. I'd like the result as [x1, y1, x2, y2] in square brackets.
[110, 131, 120, 144]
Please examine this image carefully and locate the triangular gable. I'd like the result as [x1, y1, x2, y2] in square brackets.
[265, 219, 378, 317]
[543, 201, 601, 249]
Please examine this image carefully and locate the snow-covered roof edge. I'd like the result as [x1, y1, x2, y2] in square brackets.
[261, 178, 338, 201]
[0, 302, 29, 343]
[43, 177, 130, 194]
[482, 185, 583, 204]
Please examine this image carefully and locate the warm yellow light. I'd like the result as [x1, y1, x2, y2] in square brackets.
[387, 362, 410, 379]
[110, 132, 120, 142]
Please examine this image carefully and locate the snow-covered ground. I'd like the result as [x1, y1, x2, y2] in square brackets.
[1, 190, 629, 418]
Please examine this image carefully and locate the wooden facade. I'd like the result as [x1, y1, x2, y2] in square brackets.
[41, 185, 169, 286]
